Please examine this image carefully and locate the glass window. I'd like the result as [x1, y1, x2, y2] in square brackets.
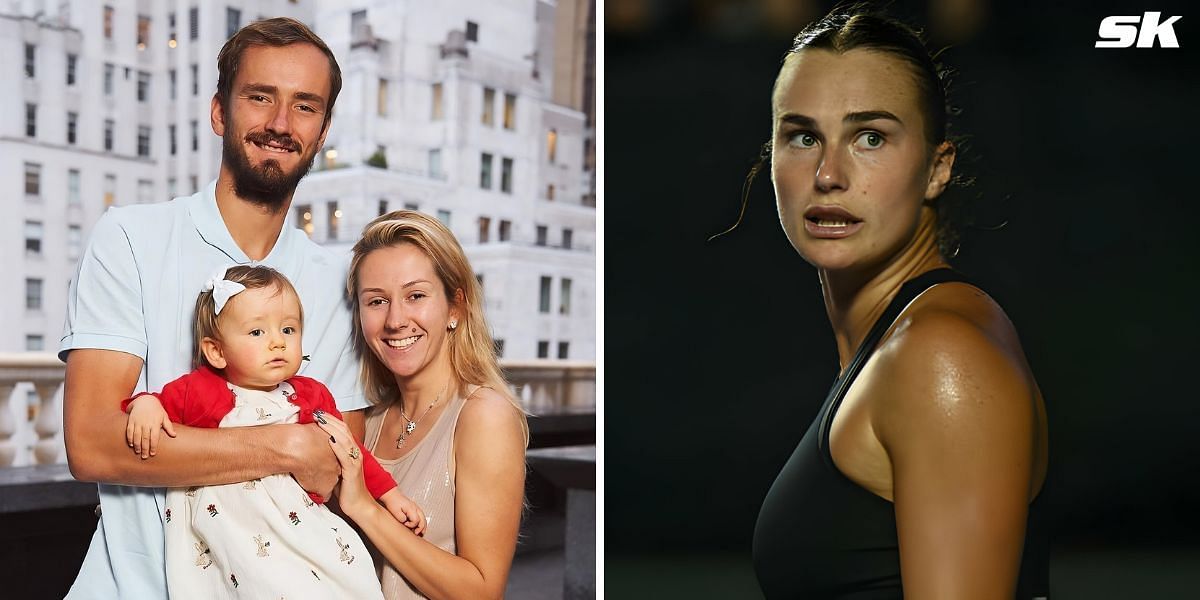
[168, 177, 177, 199]
[66, 53, 77, 85]
[539, 276, 551, 313]
[404, 202, 420, 211]
[168, 12, 177, 47]
[482, 87, 495, 125]
[563, 228, 573, 250]
[104, 173, 116, 207]
[24, 163, 41, 196]
[169, 69, 177, 99]
[478, 216, 490, 243]
[431, 83, 443, 120]
[68, 224, 82, 259]
[503, 93, 516, 129]
[377, 78, 388, 116]
[479, 153, 493, 189]
[26, 335, 44, 352]
[68, 169, 81, 205]
[104, 63, 114, 95]
[547, 128, 558, 163]
[104, 119, 114, 151]
[351, 10, 367, 37]
[137, 71, 150, 102]
[191, 63, 198, 96]
[296, 204, 314, 236]
[499, 220, 512, 241]
[559, 278, 572, 315]
[501, 157, 513, 194]
[25, 103, 36, 137]
[378, 199, 388, 216]
[67, 112, 77, 145]
[436, 209, 451, 226]
[536, 225, 548, 247]
[547, 184, 556, 201]
[537, 340, 549, 358]
[494, 339, 505, 358]
[25, 221, 43, 255]
[225, 7, 240, 39]
[26, 278, 43, 310]
[189, 6, 199, 40]
[137, 180, 153, 204]
[466, 21, 478, 42]
[191, 120, 198, 151]
[169, 124, 177, 155]
[103, 6, 114, 39]
[327, 201, 340, 240]
[557, 341, 569, 359]
[428, 149, 443, 179]
[137, 126, 151, 157]
[137, 15, 150, 50]
[24, 44, 34, 78]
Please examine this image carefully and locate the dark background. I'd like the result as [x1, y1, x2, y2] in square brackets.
[606, 0, 1199, 596]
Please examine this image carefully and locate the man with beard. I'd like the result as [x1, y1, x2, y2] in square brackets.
[59, 19, 362, 598]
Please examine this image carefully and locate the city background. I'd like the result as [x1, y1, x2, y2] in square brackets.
[0, 0, 595, 598]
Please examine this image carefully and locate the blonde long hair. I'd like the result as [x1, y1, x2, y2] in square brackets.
[348, 211, 528, 442]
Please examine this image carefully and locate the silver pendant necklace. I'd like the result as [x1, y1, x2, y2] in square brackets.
[396, 379, 450, 449]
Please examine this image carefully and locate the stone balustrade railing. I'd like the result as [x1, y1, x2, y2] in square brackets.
[0, 353, 595, 468]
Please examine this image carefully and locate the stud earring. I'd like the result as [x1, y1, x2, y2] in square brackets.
[448, 321, 458, 330]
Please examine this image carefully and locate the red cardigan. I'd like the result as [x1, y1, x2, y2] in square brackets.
[123, 365, 396, 503]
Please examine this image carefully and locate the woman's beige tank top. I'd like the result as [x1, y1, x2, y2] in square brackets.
[364, 391, 470, 599]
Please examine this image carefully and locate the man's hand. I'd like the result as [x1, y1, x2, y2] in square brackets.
[288, 423, 341, 500]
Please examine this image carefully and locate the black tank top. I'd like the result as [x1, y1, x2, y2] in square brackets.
[752, 269, 1048, 599]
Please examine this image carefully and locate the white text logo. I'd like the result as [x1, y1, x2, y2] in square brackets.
[1096, 12, 1182, 48]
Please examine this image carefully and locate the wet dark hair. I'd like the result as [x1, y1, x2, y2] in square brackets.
[715, 4, 972, 257]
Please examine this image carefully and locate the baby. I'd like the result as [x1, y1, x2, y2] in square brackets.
[123, 265, 421, 598]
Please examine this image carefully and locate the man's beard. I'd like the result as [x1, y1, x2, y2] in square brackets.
[223, 128, 316, 212]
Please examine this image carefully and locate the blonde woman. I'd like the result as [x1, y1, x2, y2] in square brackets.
[317, 211, 528, 599]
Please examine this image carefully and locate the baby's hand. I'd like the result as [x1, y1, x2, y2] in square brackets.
[380, 488, 426, 536]
[125, 394, 177, 459]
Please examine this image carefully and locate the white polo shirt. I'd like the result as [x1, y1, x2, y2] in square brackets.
[59, 180, 366, 599]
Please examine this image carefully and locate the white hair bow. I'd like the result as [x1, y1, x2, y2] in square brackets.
[205, 266, 246, 316]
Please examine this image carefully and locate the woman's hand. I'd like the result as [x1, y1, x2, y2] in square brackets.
[312, 409, 374, 517]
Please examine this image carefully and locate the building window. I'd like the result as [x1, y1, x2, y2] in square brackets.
[68, 169, 81, 205]
[137, 179, 153, 204]
[104, 119, 115, 151]
[24, 44, 35, 78]
[539, 276, 551, 313]
[500, 157, 513, 194]
[327, 201, 340, 240]
[494, 339, 505, 358]
[404, 202, 420, 211]
[137, 15, 150, 50]
[536, 225, 548, 247]
[191, 120, 198, 151]
[137, 126, 151, 157]
[479, 153, 493, 189]
[168, 177, 177, 199]
[169, 124, 177, 155]
[503, 93, 516, 129]
[377, 78, 388, 116]
[546, 184, 556, 201]
[25, 221, 43, 255]
[189, 175, 198, 193]
[537, 340, 549, 359]
[191, 63, 198, 96]
[547, 128, 558, 163]
[226, 7, 240, 39]
[351, 9, 367, 37]
[169, 69, 177, 99]
[478, 216, 490, 243]
[563, 228, 573, 250]
[322, 147, 338, 169]
[24, 163, 41, 196]
[296, 204, 314, 236]
[560, 278, 572, 315]
[26, 335, 44, 352]
[26, 278, 43, 310]
[25, 103, 36, 137]
[104, 174, 116, 207]
[482, 87, 495, 125]
[431, 83, 443, 120]
[103, 6, 114, 39]
[378, 199, 388, 216]
[557, 341, 569, 359]
[168, 12, 177, 47]
[499, 220, 512, 241]
[428, 149, 443, 179]
[67, 112, 78, 145]
[66, 53, 77, 85]
[466, 20, 479, 42]
[189, 6, 199, 40]
[137, 71, 150, 102]
[68, 224, 82, 259]
[436, 209, 451, 226]
[104, 63, 114, 95]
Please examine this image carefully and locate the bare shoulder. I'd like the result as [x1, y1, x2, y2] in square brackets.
[457, 386, 527, 441]
[871, 283, 1037, 440]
